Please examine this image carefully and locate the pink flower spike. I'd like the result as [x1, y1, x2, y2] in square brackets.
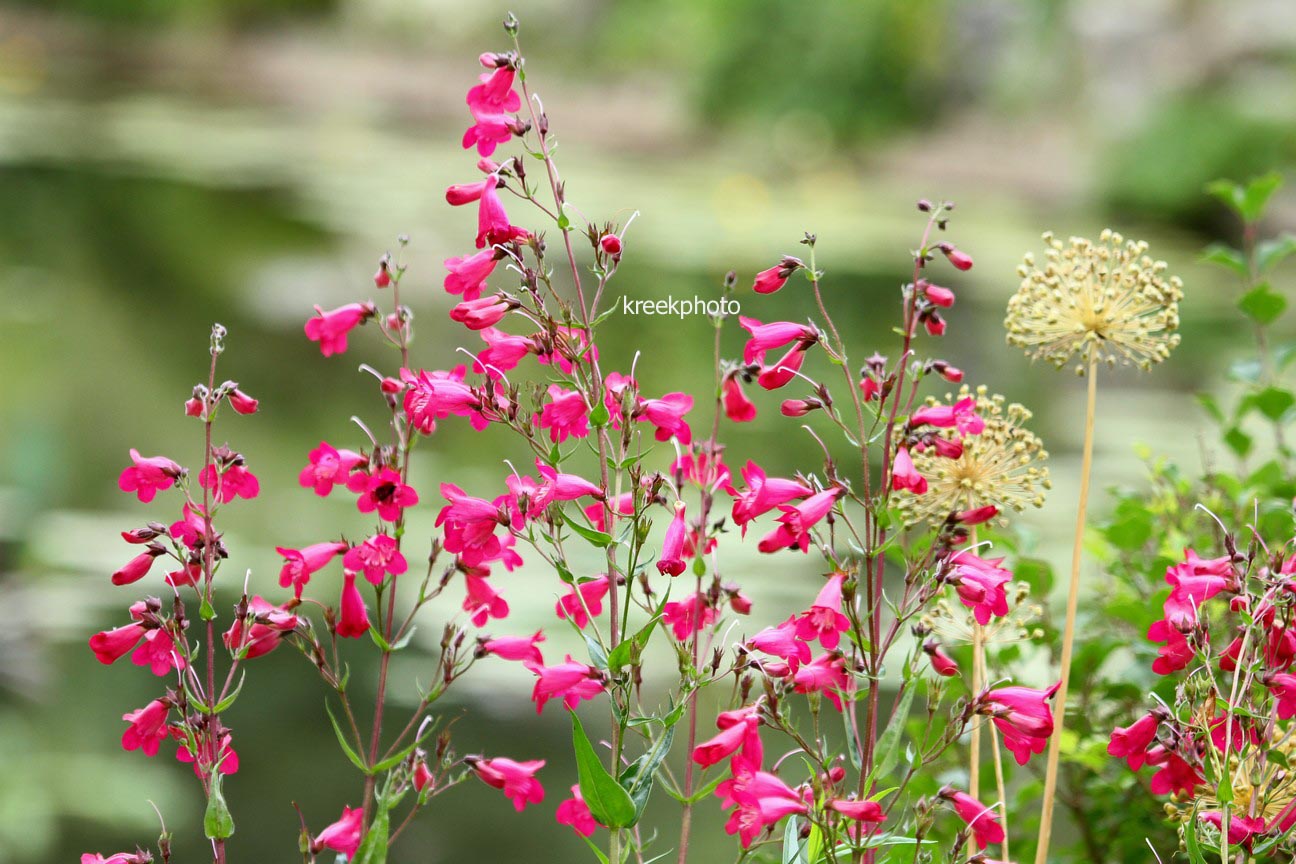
[304, 302, 375, 357]
[469, 756, 545, 812]
[343, 533, 408, 586]
[336, 571, 370, 638]
[118, 449, 181, 502]
[314, 806, 363, 858]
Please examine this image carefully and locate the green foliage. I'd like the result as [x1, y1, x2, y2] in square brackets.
[571, 713, 639, 829]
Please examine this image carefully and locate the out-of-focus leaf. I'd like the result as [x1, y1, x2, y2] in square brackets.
[1200, 243, 1247, 276]
[1238, 282, 1286, 325]
[1258, 234, 1296, 274]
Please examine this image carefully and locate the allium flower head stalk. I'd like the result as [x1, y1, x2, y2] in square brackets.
[1005, 230, 1183, 374]
[895, 385, 1050, 527]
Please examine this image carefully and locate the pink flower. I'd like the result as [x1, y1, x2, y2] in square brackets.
[474, 327, 538, 377]
[860, 375, 880, 401]
[692, 713, 760, 767]
[556, 785, 600, 837]
[334, 571, 371, 639]
[81, 854, 142, 864]
[470, 756, 546, 812]
[948, 551, 1012, 625]
[1149, 751, 1204, 796]
[891, 446, 927, 494]
[198, 463, 260, 503]
[133, 628, 185, 676]
[939, 243, 973, 271]
[1163, 549, 1233, 628]
[792, 653, 851, 711]
[467, 63, 521, 116]
[536, 462, 604, 506]
[446, 179, 491, 206]
[757, 488, 843, 553]
[1200, 812, 1267, 847]
[657, 501, 688, 576]
[118, 449, 181, 502]
[350, 467, 419, 522]
[438, 483, 507, 566]
[640, 392, 693, 444]
[663, 592, 718, 641]
[450, 295, 515, 330]
[90, 623, 147, 665]
[227, 388, 258, 414]
[463, 114, 518, 157]
[912, 396, 984, 436]
[941, 787, 1003, 850]
[121, 699, 170, 756]
[600, 233, 623, 257]
[344, 534, 408, 586]
[1148, 619, 1196, 675]
[747, 617, 812, 670]
[921, 281, 955, 307]
[981, 683, 1059, 765]
[314, 806, 363, 857]
[402, 365, 498, 433]
[923, 640, 960, 677]
[794, 573, 851, 650]
[1108, 712, 1160, 770]
[304, 302, 375, 357]
[731, 461, 812, 530]
[536, 385, 590, 443]
[464, 572, 510, 627]
[829, 798, 885, 823]
[751, 257, 802, 294]
[538, 326, 599, 375]
[1269, 672, 1296, 720]
[756, 343, 808, 390]
[722, 374, 757, 422]
[529, 656, 604, 713]
[481, 631, 545, 665]
[476, 176, 529, 249]
[722, 771, 807, 848]
[444, 249, 499, 300]
[739, 317, 817, 364]
[414, 761, 435, 792]
[555, 576, 610, 629]
[111, 549, 162, 586]
[276, 541, 347, 597]
[299, 442, 364, 496]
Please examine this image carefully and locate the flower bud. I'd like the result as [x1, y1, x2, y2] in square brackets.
[938, 243, 973, 271]
[228, 388, 259, 415]
[600, 233, 623, 257]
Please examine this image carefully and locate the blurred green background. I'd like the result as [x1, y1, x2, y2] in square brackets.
[0, 0, 1294, 861]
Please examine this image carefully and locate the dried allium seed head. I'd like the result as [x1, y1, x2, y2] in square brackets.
[895, 385, 1050, 527]
[1004, 230, 1183, 374]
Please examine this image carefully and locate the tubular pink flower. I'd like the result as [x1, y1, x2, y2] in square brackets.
[444, 249, 499, 301]
[224, 595, 297, 660]
[891, 446, 927, 495]
[470, 756, 545, 812]
[111, 550, 161, 586]
[336, 571, 370, 638]
[344, 533, 407, 586]
[923, 640, 960, 677]
[911, 396, 984, 436]
[555, 576, 610, 629]
[756, 344, 807, 391]
[464, 572, 509, 627]
[89, 623, 147, 665]
[982, 682, 1059, 765]
[299, 442, 363, 496]
[738, 316, 817, 364]
[792, 653, 851, 711]
[351, 467, 418, 522]
[276, 541, 347, 597]
[731, 461, 812, 530]
[1148, 751, 1204, 796]
[132, 628, 185, 677]
[556, 784, 600, 837]
[529, 656, 604, 713]
[536, 385, 590, 443]
[585, 493, 634, 533]
[948, 550, 1012, 625]
[475, 176, 529, 250]
[482, 631, 545, 665]
[722, 374, 757, 423]
[640, 392, 693, 444]
[829, 798, 886, 823]
[794, 574, 850, 650]
[1147, 618, 1196, 675]
[314, 806, 363, 857]
[657, 501, 688, 576]
[304, 302, 375, 357]
[466, 65, 521, 116]
[450, 295, 514, 330]
[121, 699, 170, 757]
[941, 787, 1004, 850]
[663, 592, 718, 641]
[227, 388, 258, 414]
[175, 729, 239, 777]
[747, 617, 812, 670]
[1108, 712, 1160, 770]
[474, 326, 538, 377]
[446, 179, 490, 206]
[118, 449, 181, 502]
[198, 463, 259, 503]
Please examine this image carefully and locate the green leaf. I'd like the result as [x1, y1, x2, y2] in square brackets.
[571, 713, 638, 828]
[203, 772, 235, 840]
[368, 626, 393, 653]
[560, 510, 614, 548]
[353, 804, 389, 864]
[1183, 802, 1208, 864]
[1242, 172, 1284, 222]
[1195, 392, 1225, 424]
[585, 633, 609, 671]
[588, 401, 610, 428]
[1258, 234, 1296, 274]
[608, 595, 668, 674]
[782, 816, 808, 864]
[211, 672, 245, 714]
[325, 700, 370, 774]
[1200, 243, 1248, 277]
[200, 597, 217, 621]
[618, 726, 674, 818]
[1238, 282, 1286, 325]
[1253, 385, 1295, 420]
[557, 212, 571, 230]
[870, 682, 916, 783]
[1224, 426, 1253, 458]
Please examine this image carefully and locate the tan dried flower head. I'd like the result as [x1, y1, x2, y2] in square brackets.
[923, 580, 1043, 648]
[1172, 726, 1296, 829]
[1004, 229, 1183, 374]
[896, 385, 1050, 527]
